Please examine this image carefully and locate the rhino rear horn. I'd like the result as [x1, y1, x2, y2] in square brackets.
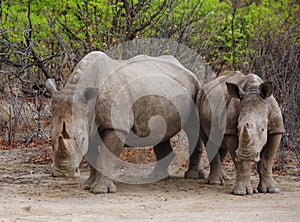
[226, 82, 246, 100]
[46, 78, 58, 96]
[259, 82, 272, 99]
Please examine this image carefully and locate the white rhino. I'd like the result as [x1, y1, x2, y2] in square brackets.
[46, 51, 204, 194]
[185, 71, 284, 195]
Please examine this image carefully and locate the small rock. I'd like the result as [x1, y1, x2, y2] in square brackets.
[22, 206, 32, 211]
[160, 196, 168, 201]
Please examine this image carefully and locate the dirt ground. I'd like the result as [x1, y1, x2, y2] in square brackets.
[0, 146, 300, 222]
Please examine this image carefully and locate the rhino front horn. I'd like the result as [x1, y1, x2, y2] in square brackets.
[58, 135, 70, 158]
[242, 125, 250, 141]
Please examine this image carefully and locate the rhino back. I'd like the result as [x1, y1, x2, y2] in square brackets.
[95, 56, 200, 139]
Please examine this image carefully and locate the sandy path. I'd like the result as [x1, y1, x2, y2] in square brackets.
[0, 147, 299, 221]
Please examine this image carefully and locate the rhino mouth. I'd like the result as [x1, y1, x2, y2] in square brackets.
[235, 149, 260, 163]
[51, 163, 80, 178]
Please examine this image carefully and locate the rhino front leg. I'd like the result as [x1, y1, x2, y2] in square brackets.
[92, 129, 124, 194]
[226, 135, 253, 195]
[84, 163, 97, 190]
[233, 161, 254, 195]
[257, 134, 282, 193]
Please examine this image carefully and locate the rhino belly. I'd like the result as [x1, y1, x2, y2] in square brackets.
[198, 86, 227, 145]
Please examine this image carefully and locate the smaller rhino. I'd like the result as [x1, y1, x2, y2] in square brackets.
[186, 71, 284, 195]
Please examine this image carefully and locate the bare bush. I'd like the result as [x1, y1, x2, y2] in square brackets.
[0, 0, 299, 170]
[0, 76, 51, 146]
[241, 18, 300, 168]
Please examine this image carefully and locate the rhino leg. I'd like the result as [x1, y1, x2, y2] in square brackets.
[257, 134, 282, 194]
[233, 161, 254, 195]
[84, 163, 97, 190]
[91, 129, 125, 194]
[184, 128, 205, 180]
[92, 171, 117, 194]
[184, 106, 205, 179]
[226, 135, 254, 195]
[151, 140, 174, 179]
[206, 147, 228, 185]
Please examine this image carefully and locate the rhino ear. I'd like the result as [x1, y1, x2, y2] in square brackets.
[259, 82, 272, 99]
[46, 78, 58, 96]
[82, 88, 98, 102]
[226, 82, 246, 100]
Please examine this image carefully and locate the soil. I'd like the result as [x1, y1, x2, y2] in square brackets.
[0, 145, 300, 222]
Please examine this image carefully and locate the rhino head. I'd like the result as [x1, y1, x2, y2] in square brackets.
[226, 81, 272, 163]
[46, 79, 97, 177]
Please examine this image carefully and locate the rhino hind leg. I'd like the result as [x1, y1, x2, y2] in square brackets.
[184, 139, 205, 179]
[151, 140, 174, 179]
[206, 149, 227, 185]
[92, 171, 117, 194]
[257, 134, 282, 194]
[91, 129, 125, 194]
[84, 163, 97, 190]
[183, 107, 205, 179]
[184, 126, 206, 180]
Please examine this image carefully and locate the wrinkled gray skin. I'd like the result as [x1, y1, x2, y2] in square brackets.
[185, 71, 284, 195]
[46, 51, 204, 194]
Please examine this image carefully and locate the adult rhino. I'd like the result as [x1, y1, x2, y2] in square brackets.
[46, 51, 204, 194]
[186, 71, 284, 195]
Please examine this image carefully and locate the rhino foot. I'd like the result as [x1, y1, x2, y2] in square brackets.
[258, 179, 280, 193]
[84, 184, 92, 190]
[84, 178, 96, 190]
[205, 175, 224, 185]
[92, 183, 117, 194]
[205, 169, 230, 185]
[184, 169, 205, 180]
[232, 181, 254, 195]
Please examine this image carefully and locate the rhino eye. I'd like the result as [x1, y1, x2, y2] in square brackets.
[261, 128, 265, 132]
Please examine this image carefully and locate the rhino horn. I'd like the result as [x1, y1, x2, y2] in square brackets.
[46, 78, 58, 96]
[61, 122, 70, 139]
[242, 125, 251, 142]
[58, 135, 70, 158]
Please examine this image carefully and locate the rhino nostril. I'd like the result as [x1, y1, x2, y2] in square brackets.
[51, 170, 58, 177]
